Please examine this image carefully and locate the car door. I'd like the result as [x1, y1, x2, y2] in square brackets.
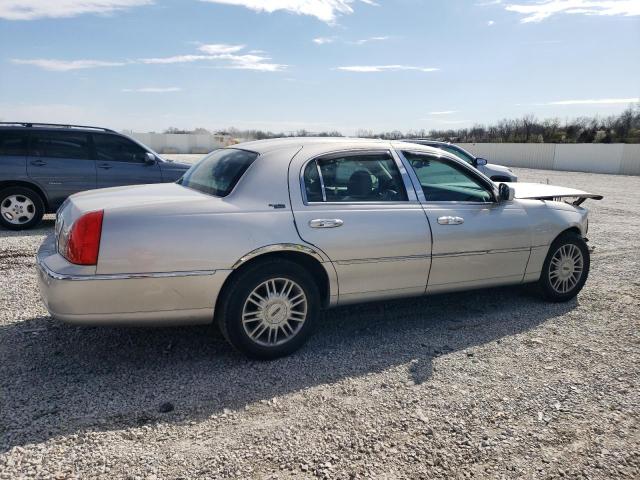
[27, 130, 97, 209]
[399, 149, 531, 293]
[92, 133, 162, 187]
[0, 129, 28, 182]
[289, 149, 432, 303]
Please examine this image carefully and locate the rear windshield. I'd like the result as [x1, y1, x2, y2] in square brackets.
[179, 148, 258, 197]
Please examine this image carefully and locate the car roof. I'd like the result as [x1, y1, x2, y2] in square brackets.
[235, 137, 391, 154]
[402, 139, 452, 146]
[0, 122, 116, 134]
[231, 137, 452, 156]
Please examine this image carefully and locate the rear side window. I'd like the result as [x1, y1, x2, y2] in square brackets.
[179, 148, 258, 197]
[94, 134, 148, 162]
[0, 131, 28, 156]
[30, 131, 90, 160]
[303, 152, 408, 203]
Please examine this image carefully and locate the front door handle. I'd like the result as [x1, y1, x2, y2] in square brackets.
[309, 218, 344, 229]
[30, 160, 47, 166]
[97, 163, 113, 170]
[437, 216, 464, 225]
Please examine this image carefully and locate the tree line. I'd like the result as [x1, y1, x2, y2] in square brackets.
[164, 104, 640, 144]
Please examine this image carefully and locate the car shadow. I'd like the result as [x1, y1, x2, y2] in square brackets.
[0, 218, 55, 238]
[0, 286, 576, 452]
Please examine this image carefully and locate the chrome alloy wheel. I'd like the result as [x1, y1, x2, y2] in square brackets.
[242, 278, 308, 347]
[1, 195, 36, 225]
[549, 244, 584, 294]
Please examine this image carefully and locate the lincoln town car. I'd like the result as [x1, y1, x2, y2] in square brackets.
[36, 138, 602, 358]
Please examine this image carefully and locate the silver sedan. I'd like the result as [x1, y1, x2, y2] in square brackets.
[37, 138, 602, 358]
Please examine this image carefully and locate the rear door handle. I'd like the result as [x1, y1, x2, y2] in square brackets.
[30, 160, 47, 166]
[97, 163, 113, 170]
[309, 218, 344, 228]
[437, 216, 464, 225]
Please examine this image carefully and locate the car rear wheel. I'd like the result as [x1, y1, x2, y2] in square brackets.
[0, 186, 45, 230]
[217, 259, 320, 359]
[538, 232, 590, 302]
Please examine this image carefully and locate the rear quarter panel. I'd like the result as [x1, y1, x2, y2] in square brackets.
[95, 145, 314, 275]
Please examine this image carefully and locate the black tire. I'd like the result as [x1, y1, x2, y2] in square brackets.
[217, 259, 320, 359]
[0, 186, 45, 230]
[537, 232, 590, 302]
[491, 176, 512, 183]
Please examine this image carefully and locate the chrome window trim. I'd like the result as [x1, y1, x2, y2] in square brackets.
[36, 255, 216, 281]
[299, 148, 416, 206]
[315, 160, 327, 202]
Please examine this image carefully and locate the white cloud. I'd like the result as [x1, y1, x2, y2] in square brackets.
[198, 0, 373, 23]
[313, 36, 336, 44]
[0, 0, 152, 20]
[139, 54, 211, 64]
[11, 58, 126, 71]
[350, 35, 390, 45]
[547, 97, 639, 105]
[505, 0, 640, 23]
[198, 43, 245, 54]
[122, 87, 182, 93]
[337, 65, 439, 72]
[219, 53, 287, 71]
[487, 19, 495, 25]
[429, 110, 457, 115]
[14, 45, 286, 72]
[139, 50, 286, 71]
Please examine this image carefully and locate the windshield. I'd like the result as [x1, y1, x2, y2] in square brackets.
[179, 148, 258, 197]
[440, 145, 475, 165]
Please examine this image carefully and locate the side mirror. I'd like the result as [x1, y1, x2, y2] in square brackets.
[476, 157, 488, 166]
[144, 152, 157, 165]
[498, 182, 515, 202]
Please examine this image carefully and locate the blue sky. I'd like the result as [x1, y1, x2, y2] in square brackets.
[0, 0, 638, 134]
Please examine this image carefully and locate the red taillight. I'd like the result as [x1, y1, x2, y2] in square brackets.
[64, 210, 104, 265]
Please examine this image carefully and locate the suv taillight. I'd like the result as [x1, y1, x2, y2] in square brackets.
[62, 210, 104, 265]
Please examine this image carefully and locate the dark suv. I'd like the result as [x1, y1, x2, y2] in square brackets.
[0, 123, 191, 230]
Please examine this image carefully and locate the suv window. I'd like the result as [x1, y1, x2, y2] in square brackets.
[303, 152, 408, 203]
[179, 148, 258, 197]
[403, 151, 492, 202]
[0, 130, 28, 156]
[94, 134, 148, 162]
[30, 131, 90, 160]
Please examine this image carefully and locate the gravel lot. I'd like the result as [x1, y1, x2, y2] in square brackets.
[1, 166, 639, 479]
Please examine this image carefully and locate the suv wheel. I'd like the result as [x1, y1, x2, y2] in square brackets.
[0, 186, 45, 230]
[217, 259, 320, 359]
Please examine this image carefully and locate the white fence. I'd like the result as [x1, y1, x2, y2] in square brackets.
[128, 132, 227, 154]
[127, 132, 640, 175]
[459, 143, 640, 176]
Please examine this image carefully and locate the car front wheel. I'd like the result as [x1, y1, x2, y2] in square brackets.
[0, 186, 45, 230]
[538, 232, 590, 302]
[217, 259, 320, 359]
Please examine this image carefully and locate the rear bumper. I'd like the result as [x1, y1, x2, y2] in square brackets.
[36, 234, 230, 326]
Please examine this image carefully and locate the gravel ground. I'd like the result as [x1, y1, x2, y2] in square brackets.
[1, 167, 639, 479]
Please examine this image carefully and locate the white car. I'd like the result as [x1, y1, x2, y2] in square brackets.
[404, 140, 517, 182]
[37, 138, 601, 358]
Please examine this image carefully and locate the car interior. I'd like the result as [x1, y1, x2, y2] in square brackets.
[304, 154, 408, 202]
